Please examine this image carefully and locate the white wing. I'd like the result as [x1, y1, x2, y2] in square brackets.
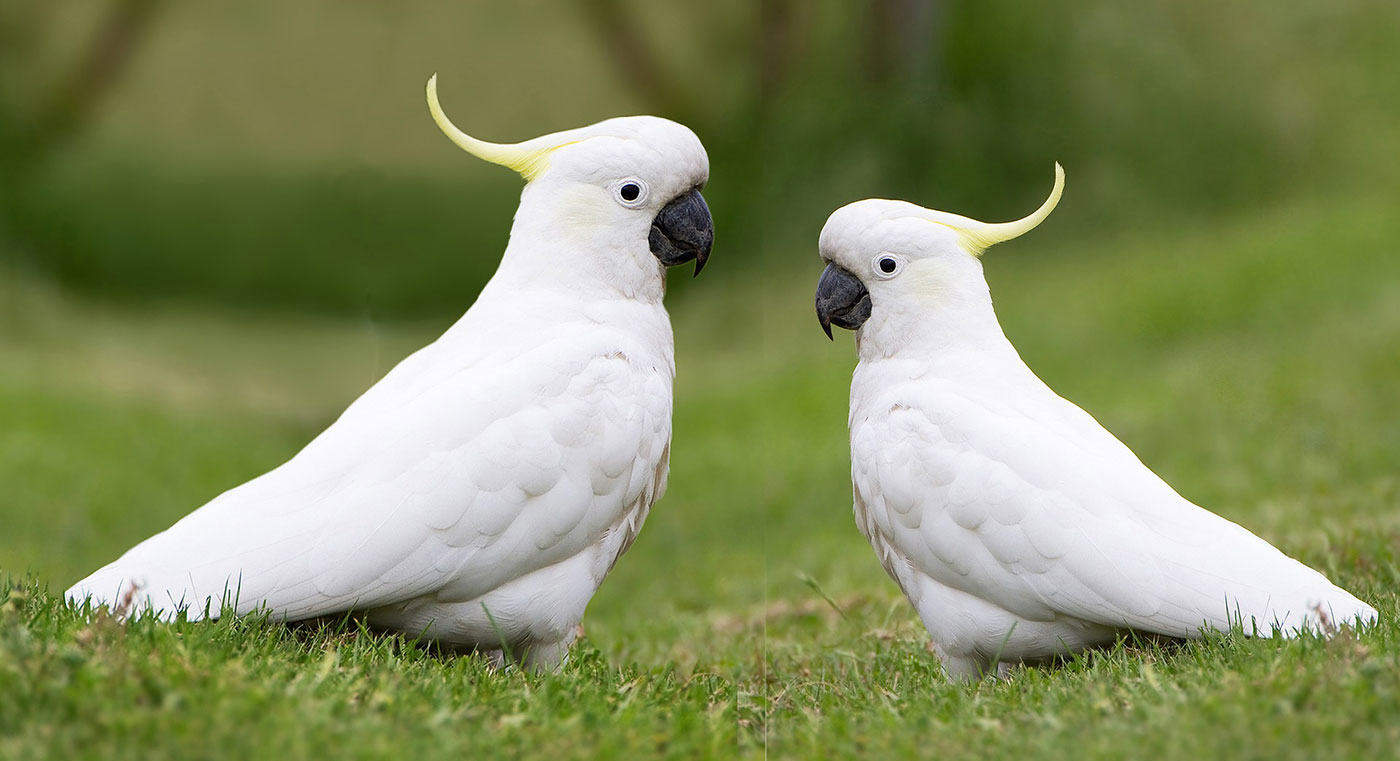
[67, 311, 672, 622]
[852, 377, 1376, 638]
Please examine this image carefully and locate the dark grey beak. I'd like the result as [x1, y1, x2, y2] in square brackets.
[815, 263, 871, 340]
[650, 188, 713, 277]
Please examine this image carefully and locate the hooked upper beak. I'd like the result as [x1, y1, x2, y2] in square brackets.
[815, 263, 871, 340]
[650, 188, 713, 277]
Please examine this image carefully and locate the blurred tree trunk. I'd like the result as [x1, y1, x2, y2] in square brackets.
[576, 0, 811, 125]
[574, 0, 693, 119]
[867, 0, 943, 86]
[576, 0, 944, 122]
[758, 0, 800, 112]
[0, 0, 165, 183]
[0, 0, 165, 255]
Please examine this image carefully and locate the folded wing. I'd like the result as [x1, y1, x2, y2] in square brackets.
[67, 326, 671, 623]
[853, 383, 1376, 639]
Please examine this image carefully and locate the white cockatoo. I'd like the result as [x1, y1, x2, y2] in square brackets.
[815, 165, 1376, 680]
[65, 76, 713, 669]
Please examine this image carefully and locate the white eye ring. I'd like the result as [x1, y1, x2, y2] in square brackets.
[872, 254, 903, 279]
[612, 178, 649, 208]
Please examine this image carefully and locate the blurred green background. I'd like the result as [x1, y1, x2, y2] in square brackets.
[3, 2, 1400, 756]
[3, 0, 1397, 317]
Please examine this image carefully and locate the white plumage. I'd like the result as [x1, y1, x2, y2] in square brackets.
[815, 166, 1376, 680]
[66, 78, 713, 669]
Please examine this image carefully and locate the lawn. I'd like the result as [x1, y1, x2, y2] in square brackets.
[2, 187, 1398, 759]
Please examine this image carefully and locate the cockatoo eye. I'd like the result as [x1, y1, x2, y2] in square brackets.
[613, 178, 649, 208]
[873, 255, 902, 279]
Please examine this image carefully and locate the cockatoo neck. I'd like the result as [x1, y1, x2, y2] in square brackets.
[487, 180, 667, 306]
[856, 260, 1018, 364]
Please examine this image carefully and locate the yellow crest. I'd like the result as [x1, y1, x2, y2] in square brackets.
[426, 74, 578, 181]
[921, 164, 1065, 256]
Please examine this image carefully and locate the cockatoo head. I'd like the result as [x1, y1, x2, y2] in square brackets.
[815, 164, 1063, 342]
[427, 76, 713, 281]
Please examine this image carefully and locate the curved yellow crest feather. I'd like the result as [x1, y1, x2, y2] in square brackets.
[426, 74, 576, 181]
[924, 163, 1065, 256]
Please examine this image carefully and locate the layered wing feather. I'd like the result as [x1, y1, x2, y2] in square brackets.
[66, 311, 672, 622]
[851, 375, 1376, 640]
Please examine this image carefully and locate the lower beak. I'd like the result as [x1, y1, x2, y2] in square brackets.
[815, 263, 872, 340]
[650, 188, 714, 277]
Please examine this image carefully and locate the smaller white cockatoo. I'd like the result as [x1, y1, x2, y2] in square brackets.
[65, 76, 713, 669]
[815, 165, 1377, 680]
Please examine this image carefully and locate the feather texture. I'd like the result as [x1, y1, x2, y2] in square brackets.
[820, 192, 1377, 680]
[68, 113, 710, 669]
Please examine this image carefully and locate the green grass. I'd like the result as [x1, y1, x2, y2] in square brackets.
[3, 190, 1400, 759]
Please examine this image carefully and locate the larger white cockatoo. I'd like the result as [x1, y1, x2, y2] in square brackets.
[65, 76, 713, 669]
[814, 165, 1376, 681]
